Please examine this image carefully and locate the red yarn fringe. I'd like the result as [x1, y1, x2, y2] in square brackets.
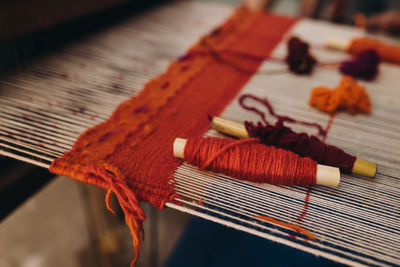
[84, 164, 145, 265]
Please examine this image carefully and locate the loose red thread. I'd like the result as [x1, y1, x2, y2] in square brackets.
[296, 114, 335, 227]
[255, 215, 316, 240]
[184, 137, 317, 186]
[240, 94, 326, 136]
[181, 36, 345, 76]
[239, 94, 356, 173]
[297, 189, 311, 223]
[323, 114, 335, 143]
[198, 39, 264, 75]
[178, 32, 297, 76]
[186, 39, 298, 76]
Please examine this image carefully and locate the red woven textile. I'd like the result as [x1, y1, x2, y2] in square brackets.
[49, 7, 296, 264]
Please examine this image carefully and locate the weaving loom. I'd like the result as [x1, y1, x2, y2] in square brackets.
[1, 1, 400, 266]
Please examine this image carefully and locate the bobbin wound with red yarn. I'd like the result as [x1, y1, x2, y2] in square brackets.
[326, 36, 400, 64]
[173, 137, 340, 187]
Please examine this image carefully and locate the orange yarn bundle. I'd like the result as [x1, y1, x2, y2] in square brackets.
[348, 37, 400, 64]
[309, 76, 371, 114]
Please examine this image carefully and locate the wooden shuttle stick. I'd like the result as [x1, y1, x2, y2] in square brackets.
[211, 117, 250, 139]
[210, 116, 377, 178]
[325, 36, 351, 51]
[173, 138, 340, 188]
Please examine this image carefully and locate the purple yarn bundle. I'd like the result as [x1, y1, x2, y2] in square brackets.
[339, 50, 380, 81]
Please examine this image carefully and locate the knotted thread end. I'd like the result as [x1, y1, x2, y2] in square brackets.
[85, 164, 145, 267]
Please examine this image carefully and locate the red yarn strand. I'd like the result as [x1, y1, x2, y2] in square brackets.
[239, 94, 327, 136]
[200, 138, 259, 170]
[255, 215, 316, 240]
[178, 36, 346, 76]
[296, 114, 335, 225]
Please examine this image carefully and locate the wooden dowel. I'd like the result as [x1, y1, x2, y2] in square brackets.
[352, 159, 377, 178]
[210, 116, 377, 178]
[173, 138, 340, 188]
[325, 36, 350, 51]
[210, 117, 249, 139]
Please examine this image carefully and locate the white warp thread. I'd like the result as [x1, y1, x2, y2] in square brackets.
[1, 2, 399, 266]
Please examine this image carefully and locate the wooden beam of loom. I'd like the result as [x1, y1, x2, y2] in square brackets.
[0, 1, 400, 266]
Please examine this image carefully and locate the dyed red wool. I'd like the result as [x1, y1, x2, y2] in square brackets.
[239, 94, 356, 173]
[184, 137, 317, 186]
